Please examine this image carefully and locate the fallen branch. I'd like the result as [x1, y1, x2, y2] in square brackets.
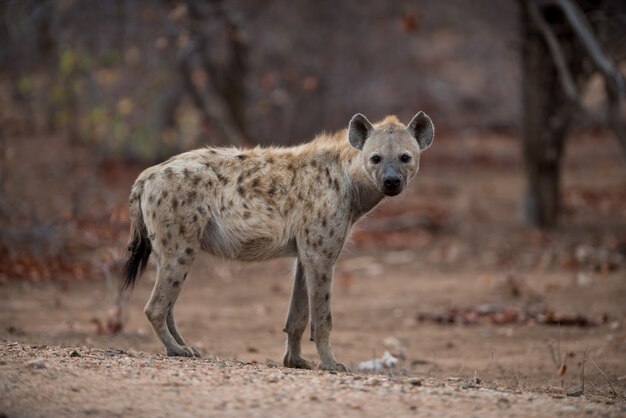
[417, 304, 606, 327]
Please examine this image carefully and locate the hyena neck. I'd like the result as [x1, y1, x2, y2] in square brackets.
[344, 152, 385, 220]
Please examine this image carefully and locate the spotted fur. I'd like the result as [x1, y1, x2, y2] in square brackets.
[122, 112, 434, 370]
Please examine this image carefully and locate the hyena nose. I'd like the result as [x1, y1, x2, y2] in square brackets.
[383, 176, 401, 188]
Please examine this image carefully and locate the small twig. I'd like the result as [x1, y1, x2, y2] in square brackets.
[590, 381, 615, 398]
[580, 348, 586, 392]
[548, 342, 559, 369]
[547, 326, 563, 370]
[588, 355, 619, 397]
[556, 325, 562, 368]
[487, 345, 495, 374]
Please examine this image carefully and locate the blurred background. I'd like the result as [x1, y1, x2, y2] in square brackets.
[0, 0, 625, 396]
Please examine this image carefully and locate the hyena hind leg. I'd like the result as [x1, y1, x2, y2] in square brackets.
[144, 252, 199, 357]
[283, 261, 313, 369]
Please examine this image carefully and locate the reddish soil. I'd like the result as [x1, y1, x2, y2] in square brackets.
[1, 130, 625, 417]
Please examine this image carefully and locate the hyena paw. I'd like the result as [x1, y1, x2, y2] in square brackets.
[319, 360, 350, 373]
[166, 345, 200, 358]
[188, 346, 202, 358]
[283, 353, 313, 369]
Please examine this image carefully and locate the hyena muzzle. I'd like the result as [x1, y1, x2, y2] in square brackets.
[122, 112, 434, 371]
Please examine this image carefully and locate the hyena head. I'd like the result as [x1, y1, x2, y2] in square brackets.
[348, 112, 435, 196]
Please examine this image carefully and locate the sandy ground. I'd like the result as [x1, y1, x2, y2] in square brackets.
[2, 341, 625, 418]
[1, 131, 625, 417]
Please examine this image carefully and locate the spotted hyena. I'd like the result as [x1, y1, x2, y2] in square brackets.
[122, 112, 434, 371]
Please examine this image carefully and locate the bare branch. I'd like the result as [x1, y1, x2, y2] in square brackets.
[179, 0, 251, 147]
[178, 44, 212, 123]
[607, 82, 626, 160]
[556, 0, 626, 160]
[527, 0, 584, 108]
[533, 0, 626, 159]
[546, 0, 626, 98]
[177, 37, 249, 147]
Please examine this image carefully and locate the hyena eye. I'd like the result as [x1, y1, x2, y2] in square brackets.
[400, 154, 411, 163]
[370, 155, 381, 164]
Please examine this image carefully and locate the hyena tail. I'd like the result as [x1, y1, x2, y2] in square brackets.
[121, 190, 151, 292]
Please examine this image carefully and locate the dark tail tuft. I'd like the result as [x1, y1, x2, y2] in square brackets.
[122, 233, 151, 291]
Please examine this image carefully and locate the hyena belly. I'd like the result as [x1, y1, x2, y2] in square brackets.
[200, 216, 297, 261]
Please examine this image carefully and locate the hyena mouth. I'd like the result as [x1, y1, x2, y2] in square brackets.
[383, 187, 402, 197]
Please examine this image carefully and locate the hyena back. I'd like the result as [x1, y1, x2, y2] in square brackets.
[122, 112, 434, 371]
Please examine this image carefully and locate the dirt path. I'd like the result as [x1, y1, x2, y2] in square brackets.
[2, 340, 624, 418]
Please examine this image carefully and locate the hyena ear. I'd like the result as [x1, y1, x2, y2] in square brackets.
[348, 113, 374, 150]
[407, 111, 435, 151]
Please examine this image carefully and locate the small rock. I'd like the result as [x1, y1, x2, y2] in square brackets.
[460, 373, 481, 389]
[264, 360, 279, 368]
[566, 386, 584, 397]
[408, 377, 422, 386]
[70, 350, 82, 358]
[104, 348, 126, 357]
[27, 358, 46, 369]
[357, 351, 399, 371]
[364, 377, 383, 387]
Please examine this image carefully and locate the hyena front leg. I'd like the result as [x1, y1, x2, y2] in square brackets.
[302, 259, 349, 372]
[144, 250, 199, 357]
[167, 306, 200, 357]
[283, 260, 313, 369]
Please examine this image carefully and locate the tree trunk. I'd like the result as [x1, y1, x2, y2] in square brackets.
[520, 2, 576, 228]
